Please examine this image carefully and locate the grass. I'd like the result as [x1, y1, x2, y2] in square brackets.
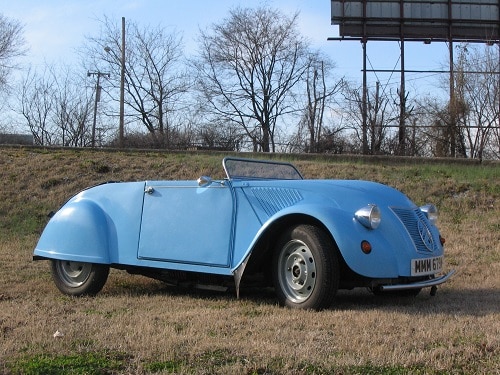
[10, 351, 130, 375]
[0, 147, 498, 374]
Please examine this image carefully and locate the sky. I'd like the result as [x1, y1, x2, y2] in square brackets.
[3, 0, 450, 97]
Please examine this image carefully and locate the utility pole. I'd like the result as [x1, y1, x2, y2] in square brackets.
[119, 17, 125, 148]
[88, 71, 110, 147]
[104, 17, 126, 148]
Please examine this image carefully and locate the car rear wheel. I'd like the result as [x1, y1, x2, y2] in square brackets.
[272, 224, 339, 310]
[51, 260, 109, 296]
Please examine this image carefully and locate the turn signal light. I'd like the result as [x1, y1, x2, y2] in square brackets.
[440, 236, 446, 245]
[361, 240, 372, 254]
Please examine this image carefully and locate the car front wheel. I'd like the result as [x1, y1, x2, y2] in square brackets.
[272, 224, 339, 310]
[51, 260, 109, 296]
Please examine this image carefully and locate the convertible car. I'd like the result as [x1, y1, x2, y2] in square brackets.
[34, 157, 454, 310]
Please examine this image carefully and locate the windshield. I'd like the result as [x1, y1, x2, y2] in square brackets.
[223, 158, 303, 180]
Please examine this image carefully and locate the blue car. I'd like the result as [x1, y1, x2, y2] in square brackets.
[34, 157, 454, 310]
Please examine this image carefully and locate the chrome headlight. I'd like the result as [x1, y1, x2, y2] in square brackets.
[420, 204, 438, 225]
[355, 204, 381, 229]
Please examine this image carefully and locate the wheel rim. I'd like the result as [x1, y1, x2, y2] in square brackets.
[55, 261, 92, 287]
[277, 240, 317, 303]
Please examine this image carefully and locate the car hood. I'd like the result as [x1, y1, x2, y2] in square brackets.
[294, 179, 416, 211]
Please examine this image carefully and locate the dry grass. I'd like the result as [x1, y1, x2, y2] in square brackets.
[0, 147, 498, 374]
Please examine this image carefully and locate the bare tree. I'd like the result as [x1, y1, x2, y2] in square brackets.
[197, 120, 243, 151]
[415, 95, 467, 158]
[0, 14, 26, 91]
[16, 65, 97, 146]
[194, 7, 310, 152]
[301, 54, 344, 153]
[83, 16, 189, 148]
[492, 124, 500, 159]
[403, 107, 434, 157]
[17, 67, 56, 145]
[453, 44, 499, 160]
[52, 68, 95, 147]
[342, 81, 395, 154]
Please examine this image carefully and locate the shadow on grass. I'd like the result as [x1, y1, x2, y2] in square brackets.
[100, 273, 499, 316]
[331, 287, 500, 316]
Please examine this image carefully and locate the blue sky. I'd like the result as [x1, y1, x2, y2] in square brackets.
[3, 0, 449, 95]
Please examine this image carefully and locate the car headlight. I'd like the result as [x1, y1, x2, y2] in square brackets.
[355, 204, 381, 229]
[420, 204, 438, 224]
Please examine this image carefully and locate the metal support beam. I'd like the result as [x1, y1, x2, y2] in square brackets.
[399, 0, 406, 155]
[362, 0, 368, 154]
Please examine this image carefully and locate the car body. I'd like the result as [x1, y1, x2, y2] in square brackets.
[34, 157, 454, 309]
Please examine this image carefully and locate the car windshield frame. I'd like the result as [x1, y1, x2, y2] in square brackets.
[223, 157, 303, 180]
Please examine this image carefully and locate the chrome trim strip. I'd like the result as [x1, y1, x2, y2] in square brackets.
[145, 184, 227, 189]
[380, 270, 456, 291]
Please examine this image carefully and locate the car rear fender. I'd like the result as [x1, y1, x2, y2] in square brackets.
[33, 198, 113, 264]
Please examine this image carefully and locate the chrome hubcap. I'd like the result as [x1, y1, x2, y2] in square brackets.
[56, 261, 92, 287]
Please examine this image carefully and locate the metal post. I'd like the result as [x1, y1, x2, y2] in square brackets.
[361, 0, 368, 154]
[399, 40, 406, 155]
[362, 39, 368, 154]
[399, 0, 406, 156]
[448, 0, 456, 157]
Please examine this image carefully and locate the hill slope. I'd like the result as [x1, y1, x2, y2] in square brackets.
[0, 146, 498, 374]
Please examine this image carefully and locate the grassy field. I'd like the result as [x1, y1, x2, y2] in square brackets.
[0, 147, 498, 374]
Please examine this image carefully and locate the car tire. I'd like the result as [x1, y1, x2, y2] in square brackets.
[51, 260, 109, 296]
[272, 224, 339, 310]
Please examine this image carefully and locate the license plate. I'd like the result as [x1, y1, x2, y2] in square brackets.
[411, 256, 443, 276]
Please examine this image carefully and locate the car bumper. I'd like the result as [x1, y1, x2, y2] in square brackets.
[379, 270, 456, 291]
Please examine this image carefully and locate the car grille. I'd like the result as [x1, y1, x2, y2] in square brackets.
[391, 207, 438, 253]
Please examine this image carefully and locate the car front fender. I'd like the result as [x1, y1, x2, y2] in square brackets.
[232, 203, 400, 278]
[34, 198, 114, 264]
[305, 205, 400, 277]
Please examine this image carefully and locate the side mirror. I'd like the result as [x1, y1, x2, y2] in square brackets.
[197, 176, 213, 187]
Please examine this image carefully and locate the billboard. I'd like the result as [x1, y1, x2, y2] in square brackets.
[331, 0, 499, 41]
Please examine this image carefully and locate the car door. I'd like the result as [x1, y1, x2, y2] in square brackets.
[138, 180, 235, 267]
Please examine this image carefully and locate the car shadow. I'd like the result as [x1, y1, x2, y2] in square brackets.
[192, 285, 499, 317]
[329, 287, 500, 317]
[103, 275, 499, 317]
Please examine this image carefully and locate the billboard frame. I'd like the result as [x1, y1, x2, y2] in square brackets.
[331, 0, 499, 42]
[329, 0, 500, 156]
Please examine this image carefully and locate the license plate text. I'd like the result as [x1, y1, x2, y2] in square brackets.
[411, 256, 443, 276]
